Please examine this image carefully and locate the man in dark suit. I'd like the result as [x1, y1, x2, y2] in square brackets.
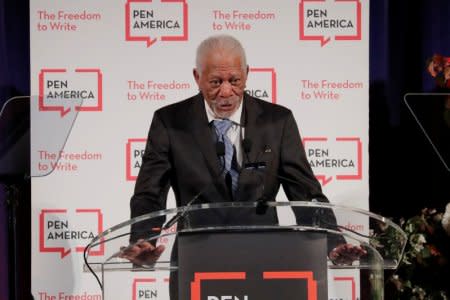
[123, 34, 364, 270]
[129, 33, 326, 235]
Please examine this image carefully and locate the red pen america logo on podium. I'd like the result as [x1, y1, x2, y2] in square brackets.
[38, 68, 103, 117]
[191, 271, 318, 300]
[39, 208, 104, 258]
[302, 137, 363, 186]
[332, 276, 357, 300]
[132, 278, 169, 300]
[126, 138, 147, 181]
[125, 0, 188, 47]
[245, 68, 277, 104]
[298, 0, 362, 47]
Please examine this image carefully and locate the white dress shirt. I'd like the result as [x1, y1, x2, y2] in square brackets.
[204, 99, 244, 166]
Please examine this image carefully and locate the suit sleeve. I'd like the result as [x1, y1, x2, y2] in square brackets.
[130, 112, 171, 242]
[279, 111, 328, 203]
[279, 112, 345, 252]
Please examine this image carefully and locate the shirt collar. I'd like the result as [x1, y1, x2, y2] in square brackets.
[204, 98, 243, 125]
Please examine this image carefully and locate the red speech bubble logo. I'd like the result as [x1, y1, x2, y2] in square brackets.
[125, 0, 188, 47]
[303, 137, 362, 186]
[74, 69, 103, 112]
[39, 208, 104, 258]
[191, 271, 318, 300]
[38, 68, 103, 117]
[191, 272, 247, 300]
[132, 278, 170, 300]
[132, 278, 156, 300]
[299, 0, 362, 47]
[263, 271, 318, 300]
[126, 138, 147, 181]
[333, 276, 357, 300]
[246, 68, 277, 104]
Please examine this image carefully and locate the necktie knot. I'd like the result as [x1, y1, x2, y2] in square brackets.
[213, 119, 233, 136]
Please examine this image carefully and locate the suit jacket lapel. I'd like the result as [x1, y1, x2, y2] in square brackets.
[189, 94, 232, 202]
[236, 94, 268, 201]
[242, 93, 264, 163]
[189, 93, 223, 178]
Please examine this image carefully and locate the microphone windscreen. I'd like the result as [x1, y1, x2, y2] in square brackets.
[216, 141, 225, 156]
[255, 199, 269, 215]
[242, 138, 252, 153]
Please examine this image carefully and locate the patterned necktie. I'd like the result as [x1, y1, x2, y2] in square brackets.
[213, 119, 239, 198]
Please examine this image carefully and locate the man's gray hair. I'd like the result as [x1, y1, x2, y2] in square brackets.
[195, 34, 247, 73]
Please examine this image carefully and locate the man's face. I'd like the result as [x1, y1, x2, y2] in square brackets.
[194, 51, 248, 119]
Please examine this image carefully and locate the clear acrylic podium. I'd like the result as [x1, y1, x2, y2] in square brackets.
[84, 201, 407, 300]
[0, 96, 81, 300]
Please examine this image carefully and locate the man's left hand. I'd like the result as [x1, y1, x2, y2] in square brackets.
[329, 243, 367, 266]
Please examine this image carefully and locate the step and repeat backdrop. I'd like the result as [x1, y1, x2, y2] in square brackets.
[30, 0, 369, 299]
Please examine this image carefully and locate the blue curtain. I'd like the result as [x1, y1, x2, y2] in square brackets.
[0, 0, 30, 299]
[369, 0, 450, 219]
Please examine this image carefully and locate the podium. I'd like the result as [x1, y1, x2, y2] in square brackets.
[84, 201, 407, 299]
[0, 96, 81, 299]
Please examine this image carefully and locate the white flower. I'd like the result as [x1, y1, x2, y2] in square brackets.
[410, 234, 426, 252]
[417, 234, 426, 244]
[442, 203, 450, 236]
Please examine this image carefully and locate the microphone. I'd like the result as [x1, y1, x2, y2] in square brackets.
[255, 195, 270, 215]
[312, 199, 325, 227]
[241, 142, 318, 215]
[310, 199, 371, 239]
[242, 138, 252, 161]
[216, 141, 225, 174]
[238, 139, 269, 214]
[243, 144, 269, 170]
[216, 141, 225, 156]
[163, 142, 227, 230]
[162, 189, 203, 230]
[249, 166, 369, 241]
[255, 170, 311, 215]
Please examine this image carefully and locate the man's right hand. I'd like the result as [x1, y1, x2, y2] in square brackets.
[119, 239, 165, 267]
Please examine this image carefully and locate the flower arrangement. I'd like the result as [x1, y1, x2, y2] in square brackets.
[375, 204, 450, 299]
[426, 54, 450, 89]
[425, 54, 450, 130]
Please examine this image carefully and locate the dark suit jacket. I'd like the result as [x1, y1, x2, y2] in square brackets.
[130, 93, 329, 239]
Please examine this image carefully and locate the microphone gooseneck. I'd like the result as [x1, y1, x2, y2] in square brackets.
[216, 141, 225, 174]
[239, 139, 270, 215]
[242, 138, 252, 155]
[164, 140, 227, 229]
[241, 138, 254, 170]
[216, 141, 225, 156]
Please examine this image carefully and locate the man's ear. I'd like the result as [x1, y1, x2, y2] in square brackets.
[193, 68, 200, 84]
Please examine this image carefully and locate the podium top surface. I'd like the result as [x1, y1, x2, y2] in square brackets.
[84, 201, 407, 272]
